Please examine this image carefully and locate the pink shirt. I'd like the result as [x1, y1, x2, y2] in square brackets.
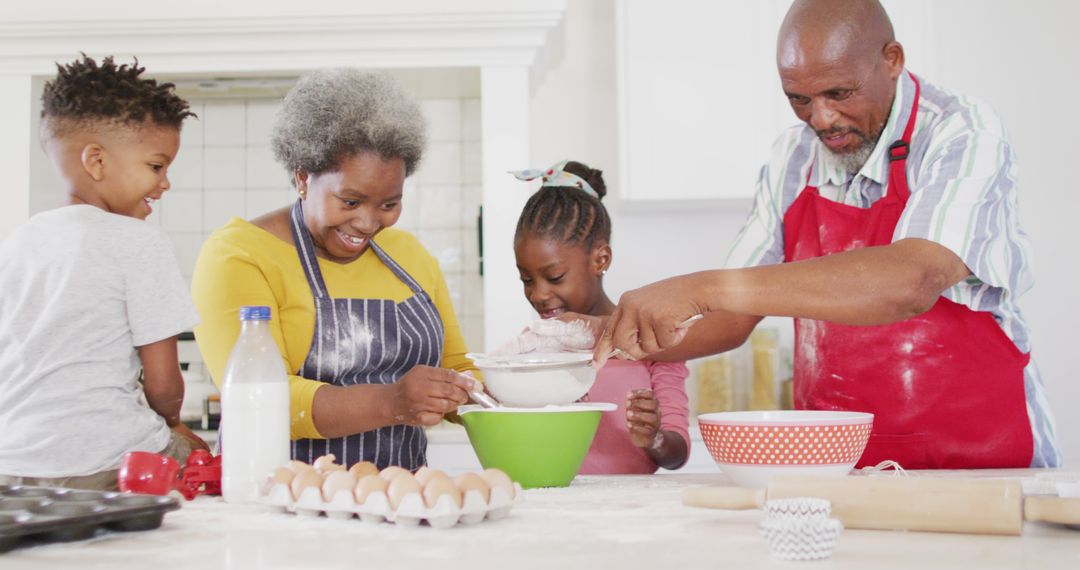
[578, 359, 690, 474]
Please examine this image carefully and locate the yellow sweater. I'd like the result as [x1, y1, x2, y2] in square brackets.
[191, 218, 477, 439]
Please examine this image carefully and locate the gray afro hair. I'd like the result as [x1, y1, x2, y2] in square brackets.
[272, 69, 426, 179]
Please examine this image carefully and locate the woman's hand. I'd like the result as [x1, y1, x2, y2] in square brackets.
[390, 366, 477, 427]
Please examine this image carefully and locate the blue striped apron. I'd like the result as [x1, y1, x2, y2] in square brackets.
[288, 200, 444, 470]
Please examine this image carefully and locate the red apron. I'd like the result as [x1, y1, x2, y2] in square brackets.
[782, 74, 1033, 469]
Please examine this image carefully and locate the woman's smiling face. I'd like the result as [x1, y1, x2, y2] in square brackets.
[296, 151, 405, 263]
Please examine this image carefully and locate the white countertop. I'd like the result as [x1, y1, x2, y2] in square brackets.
[5, 471, 1080, 569]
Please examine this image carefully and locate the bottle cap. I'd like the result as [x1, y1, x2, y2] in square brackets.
[238, 306, 272, 321]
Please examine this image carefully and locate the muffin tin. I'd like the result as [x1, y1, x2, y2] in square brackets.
[0, 485, 179, 553]
[260, 479, 522, 530]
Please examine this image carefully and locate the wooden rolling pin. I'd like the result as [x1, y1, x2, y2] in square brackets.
[683, 475, 1080, 535]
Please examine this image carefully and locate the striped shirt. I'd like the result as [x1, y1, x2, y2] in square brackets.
[726, 71, 1060, 467]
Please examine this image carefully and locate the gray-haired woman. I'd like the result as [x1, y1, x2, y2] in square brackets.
[192, 69, 479, 470]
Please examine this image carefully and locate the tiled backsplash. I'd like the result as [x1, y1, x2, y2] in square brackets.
[152, 95, 484, 380]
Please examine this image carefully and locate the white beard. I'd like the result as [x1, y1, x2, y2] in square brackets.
[823, 136, 878, 174]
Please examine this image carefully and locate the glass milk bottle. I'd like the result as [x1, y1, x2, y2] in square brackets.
[221, 306, 290, 503]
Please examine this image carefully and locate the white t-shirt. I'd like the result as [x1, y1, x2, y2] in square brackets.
[0, 205, 199, 477]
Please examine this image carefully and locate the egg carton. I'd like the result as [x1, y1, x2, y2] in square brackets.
[0, 485, 179, 553]
[259, 481, 523, 530]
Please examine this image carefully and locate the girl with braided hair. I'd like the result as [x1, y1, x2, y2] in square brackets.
[511, 160, 690, 472]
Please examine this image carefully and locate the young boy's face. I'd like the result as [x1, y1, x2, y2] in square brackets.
[514, 235, 607, 319]
[100, 125, 180, 220]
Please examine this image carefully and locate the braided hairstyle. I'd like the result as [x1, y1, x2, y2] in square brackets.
[41, 54, 195, 139]
[514, 161, 612, 250]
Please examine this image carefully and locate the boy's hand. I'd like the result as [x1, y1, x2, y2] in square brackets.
[171, 422, 210, 452]
[626, 388, 661, 449]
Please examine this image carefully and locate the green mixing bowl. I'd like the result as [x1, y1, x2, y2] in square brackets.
[459, 403, 616, 489]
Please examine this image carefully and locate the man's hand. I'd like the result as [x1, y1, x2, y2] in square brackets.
[389, 366, 477, 427]
[593, 274, 710, 365]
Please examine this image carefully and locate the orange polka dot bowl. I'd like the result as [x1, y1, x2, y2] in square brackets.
[697, 411, 874, 488]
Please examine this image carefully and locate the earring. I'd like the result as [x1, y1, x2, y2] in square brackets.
[299, 190, 307, 199]
[601, 269, 608, 276]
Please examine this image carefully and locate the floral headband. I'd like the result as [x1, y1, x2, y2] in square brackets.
[509, 160, 598, 199]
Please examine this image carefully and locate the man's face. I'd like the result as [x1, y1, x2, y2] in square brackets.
[778, 38, 903, 172]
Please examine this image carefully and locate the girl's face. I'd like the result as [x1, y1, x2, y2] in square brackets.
[296, 151, 405, 263]
[514, 234, 611, 318]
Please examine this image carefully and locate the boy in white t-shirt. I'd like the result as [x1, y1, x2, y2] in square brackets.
[0, 55, 209, 490]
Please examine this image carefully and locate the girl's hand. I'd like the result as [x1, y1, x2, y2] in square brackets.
[390, 366, 476, 427]
[626, 388, 661, 449]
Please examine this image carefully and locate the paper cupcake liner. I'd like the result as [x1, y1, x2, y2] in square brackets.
[763, 497, 831, 520]
[759, 516, 843, 561]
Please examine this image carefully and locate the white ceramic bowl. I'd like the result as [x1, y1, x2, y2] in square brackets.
[698, 410, 874, 488]
[466, 352, 596, 407]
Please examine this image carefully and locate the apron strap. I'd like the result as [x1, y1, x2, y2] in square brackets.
[289, 199, 331, 300]
[886, 72, 921, 204]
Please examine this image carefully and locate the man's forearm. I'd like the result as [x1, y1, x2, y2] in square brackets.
[705, 238, 970, 326]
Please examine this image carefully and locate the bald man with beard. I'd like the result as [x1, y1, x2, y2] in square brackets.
[592, 0, 1060, 469]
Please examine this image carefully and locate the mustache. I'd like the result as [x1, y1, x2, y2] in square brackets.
[815, 126, 867, 140]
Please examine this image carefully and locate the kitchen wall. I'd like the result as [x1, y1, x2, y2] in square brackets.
[530, 0, 1080, 465]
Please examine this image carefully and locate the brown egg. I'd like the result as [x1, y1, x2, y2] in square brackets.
[289, 468, 324, 500]
[415, 467, 450, 487]
[386, 472, 422, 510]
[482, 468, 515, 499]
[354, 474, 389, 505]
[348, 461, 379, 480]
[287, 460, 316, 474]
[270, 466, 295, 485]
[321, 470, 356, 501]
[313, 454, 345, 474]
[422, 476, 462, 509]
[454, 472, 491, 503]
[378, 465, 411, 482]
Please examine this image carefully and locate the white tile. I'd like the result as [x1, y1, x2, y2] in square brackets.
[462, 99, 480, 142]
[179, 102, 204, 150]
[161, 191, 203, 233]
[246, 100, 282, 146]
[462, 185, 482, 230]
[417, 185, 463, 230]
[204, 146, 246, 189]
[246, 189, 291, 218]
[203, 101, 246, 146]
[463, 142, 481, 186]
[419, 228, 463, 274]
[170, 232, 205, 278]
[421, 99, 462, 143]
[416, 142, 462, 185]
[168, 146, 203, 191]
[443, 271, 464, 316]
[461, 315, 485, 354]
[246, 146, 289, 189]
[463, 224, 481, 276]
[395, 179, 420, 232]
[203, 189, 246, 231]
[462, 272, 484, 317]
